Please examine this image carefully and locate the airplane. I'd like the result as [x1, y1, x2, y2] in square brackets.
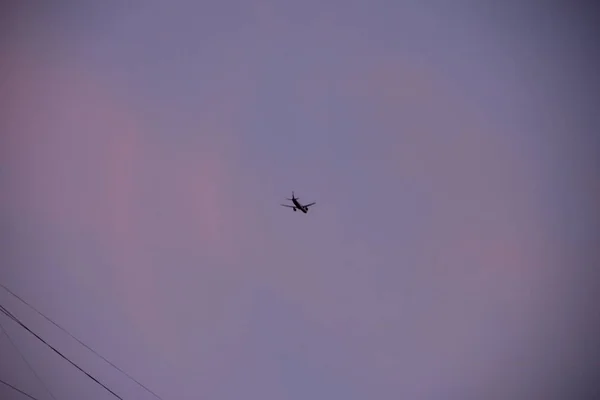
[281, 191, 315, 214]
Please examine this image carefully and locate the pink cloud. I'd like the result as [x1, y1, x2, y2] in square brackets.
[1, 46, 260, 366]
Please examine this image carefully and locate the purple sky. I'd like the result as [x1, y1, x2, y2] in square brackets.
[1, 2, 598, 399]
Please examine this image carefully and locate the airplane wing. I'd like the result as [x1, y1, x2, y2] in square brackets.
[280, 204, 295, 208]
[304, 202, 316, 208]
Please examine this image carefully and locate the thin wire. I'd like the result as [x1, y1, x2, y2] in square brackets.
[0, 377, 42, 400]
[0, 304, 123, 400]
[0, 283, 163, 400]
[0, 321, 57, 400]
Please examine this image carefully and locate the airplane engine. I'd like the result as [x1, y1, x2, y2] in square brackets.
[293, 208, 296, 211]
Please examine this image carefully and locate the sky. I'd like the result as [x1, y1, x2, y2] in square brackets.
[1, 2, 599, 399]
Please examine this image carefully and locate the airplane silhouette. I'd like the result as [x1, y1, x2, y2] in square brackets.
[280, 191, 315, 214]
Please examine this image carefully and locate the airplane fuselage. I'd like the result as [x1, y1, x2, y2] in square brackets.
[292, 198, 308, 213]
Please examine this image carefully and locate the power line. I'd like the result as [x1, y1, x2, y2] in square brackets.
[0, 283, 163, 400]
[0, 304, 123, 400]
[0, 377, 42, 400]
[0, 322, 57, 400]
